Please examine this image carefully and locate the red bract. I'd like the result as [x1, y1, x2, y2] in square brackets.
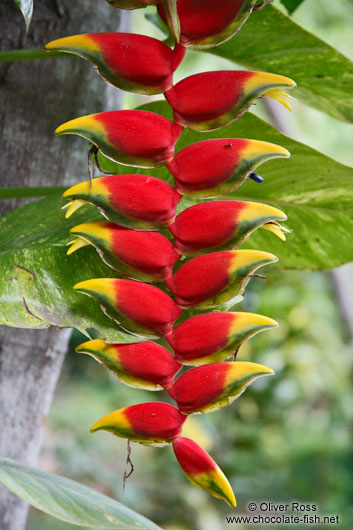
[169, 200, 287, 256]
[55, 110, 182, 167]
[106, 1, 180, 42]
[168, 362, 274, 414]
[76, 339, 181, 390]
[173, 437, 236, 507]
[45, 33, 185, 94]
[63, 175, 181, 229]
[166, 250, 277, 309]
[68, 222, 180, 282]
[91, 402, 186, 445]
[73, 278, 183, 338]
[167, 138, 289, 197]
[158, 0, 256, 49]
[165, 71, 296, 131]
[168, 311, 278, 365]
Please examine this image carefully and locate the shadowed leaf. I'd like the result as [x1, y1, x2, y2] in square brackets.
[0, 195, 144, 341]
[209, 4, 353, 122]
[0, 455, 161, 529]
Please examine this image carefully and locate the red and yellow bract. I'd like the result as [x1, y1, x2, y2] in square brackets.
[158, 0, 257, 49]
[73, 278, 183, 338]
[166, 249, 277, 309]
[56, 110, 182, 167]
[68, 222, 180, 282]
[63, 175, 181, 229]
[165, 70, 296, 131]
[45, 33, 185, 94]
[167, 138, 289, 197]
[168, 362, 274, 414]
[91, 402, 187, 445]
[168, 311, 278, 365]
[76, 339, 181, 390]
[169, 200, 287, 256]
[173, 437, 236, 507]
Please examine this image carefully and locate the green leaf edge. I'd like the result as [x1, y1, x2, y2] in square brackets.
[0, 455, 161, 529]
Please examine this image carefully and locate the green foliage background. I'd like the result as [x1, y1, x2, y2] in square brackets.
[22, 1, 353, 528]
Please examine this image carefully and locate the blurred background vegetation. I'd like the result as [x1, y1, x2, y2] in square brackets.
[27, 1, 353, 528]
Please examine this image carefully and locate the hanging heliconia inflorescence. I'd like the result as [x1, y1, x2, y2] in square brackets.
[46, 0, 296, 508]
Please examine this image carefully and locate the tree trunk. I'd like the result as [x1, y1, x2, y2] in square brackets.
[0, 1, 129, 529]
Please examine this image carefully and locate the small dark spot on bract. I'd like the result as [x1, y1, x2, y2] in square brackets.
[316, 74, 325, 78]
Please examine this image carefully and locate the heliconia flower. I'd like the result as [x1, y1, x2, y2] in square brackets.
[166, 250, 277, 309]
[105, 1, 180, 42]
[168, 311, 278, 365]
[76, 339, 181, 390]
[167, 138, 290, 197]
[55, 110, 182, 167]
[67, 222, 180, 282]
[62, 175, 181, 229]
[90, 402, 187, 446]
[45, 33, 185, 95]
[164, 71, 296, 131]
[173, 437, 236, 507]
[73, 278, 183, 338]
[169, 200, 288, 256]
[158, 0, 256, 50]
[167, 362, 274, 414]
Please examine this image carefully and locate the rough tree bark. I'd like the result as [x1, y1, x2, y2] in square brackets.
[0, 2, 129, 529]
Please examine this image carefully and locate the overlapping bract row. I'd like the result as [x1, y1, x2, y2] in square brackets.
[48, 0, 295, 508]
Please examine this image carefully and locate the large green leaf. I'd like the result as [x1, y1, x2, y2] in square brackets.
[0, 196, 141, 341]
[0, 456, 160, 529]
[98, 101, 353, 271]
[209, 4, 353, 123]
[14, 0, 33, 32]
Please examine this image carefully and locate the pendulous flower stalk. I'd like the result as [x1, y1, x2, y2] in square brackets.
[56, 0, 296, 506]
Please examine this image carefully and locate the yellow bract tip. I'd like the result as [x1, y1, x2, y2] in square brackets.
[55, 113, 98, 136]
[63, 181, 91, 199]
[228, 361, 275, 382]
[73, 278, 115, 301]
[45, 34, 97, 53]
[62, 199, 86, 219]
[90, 409, 128, 433]
[243, 202, 287, 224]
[76, 338, 106, 354]
[265, 88, 296, 111]
[66, 237, 90, 256]
[262, 222, 289, 241]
